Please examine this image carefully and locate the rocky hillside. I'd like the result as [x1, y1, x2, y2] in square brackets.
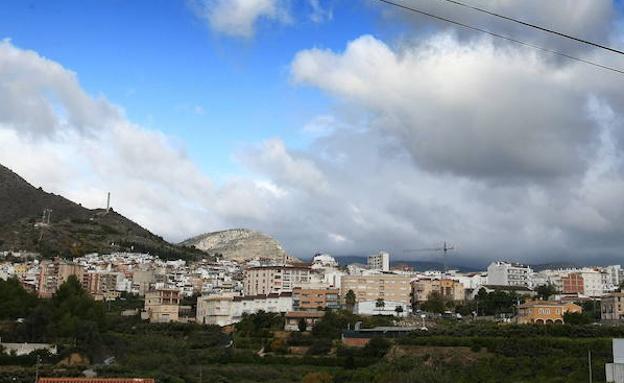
[181, 228, 297, 262]
[0, 164, 208, 260]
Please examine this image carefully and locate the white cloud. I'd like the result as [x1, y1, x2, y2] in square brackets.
[238, 138, 328, 194]
[0, 40, 218, 240]
[188, 0, 291, 38]
[308, 0, 332, 23]
[291, 33, 624, 181]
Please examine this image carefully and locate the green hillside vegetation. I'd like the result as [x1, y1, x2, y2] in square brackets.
[0, 164, 209, 261]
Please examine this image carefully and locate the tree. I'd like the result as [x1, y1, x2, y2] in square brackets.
[473, 288, 521, 316]
[298, 318, 307, 332]
[0, 278, 38, 320]
[362, 336, 392, 358]
[563, 311, 592, 325]
[375, 297, 385, 313]
[345, 290, 357, 312]
[421, 292, 446, 314]
[394, 305, 404, 317]
[536, 284, 557, 301]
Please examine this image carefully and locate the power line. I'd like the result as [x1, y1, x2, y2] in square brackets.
[438, 0, 624, 56]
[375, 0, 624, 76]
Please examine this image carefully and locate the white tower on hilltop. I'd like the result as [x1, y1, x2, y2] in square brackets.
[106, 192, 111, 213]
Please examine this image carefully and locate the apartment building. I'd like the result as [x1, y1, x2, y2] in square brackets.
[411, 278, 465, 303]
[143, 289, 180, 323]
[580, 270, 604, 297]
[243, 264, 311, 296]
[37, 260, 85, 298]
[341, 274, 411, 315]
[292, 287, 340, 311]
[487, 261, 533, 288]
[82, 271, 122, 300]
[367, 251, 390, 271]
[602, 292, 624, 321]
[196, 292, 293, 326]
[516, 300, 582, 324]
[562, 273, 584, 294]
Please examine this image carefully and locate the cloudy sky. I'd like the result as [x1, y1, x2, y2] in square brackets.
[1, 0, 624, 266]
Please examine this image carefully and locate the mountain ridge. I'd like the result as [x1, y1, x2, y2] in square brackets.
[180, 228, 297, 262]
[0, 164, 207, 260]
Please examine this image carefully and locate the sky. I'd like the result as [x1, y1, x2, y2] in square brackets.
[1, 0, 624, 267]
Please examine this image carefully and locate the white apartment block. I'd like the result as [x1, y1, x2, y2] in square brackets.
[368, 251, 390, 271]
[604, 265, 622, 291]
[487, 261, 533, 288]
[243, 265, 311, 296]
[196, 292, 293, 326]
[580, 270, 604, 297]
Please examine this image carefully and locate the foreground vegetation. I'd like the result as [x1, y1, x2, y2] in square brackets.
[1, 278, 623, 382]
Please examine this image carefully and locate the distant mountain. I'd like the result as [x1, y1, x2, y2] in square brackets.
[180, 228, 298, 263]
[333, 255, 479, 272]
[0, 164, 208, 260]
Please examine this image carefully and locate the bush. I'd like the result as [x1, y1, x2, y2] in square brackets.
[361, 337, 392, 358]
[307, 338, 333, 355]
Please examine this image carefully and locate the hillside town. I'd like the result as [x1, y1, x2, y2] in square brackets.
[2, 250, 623, 327]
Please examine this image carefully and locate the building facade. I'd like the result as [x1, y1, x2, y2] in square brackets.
[143, 289, 180, 323]
[516, 301, 582, 324]
[367, 251, 390, 271]
[196, 292, 293, 326]
[292, 287, 340, 311]
[284, 311, 325, 331]
[37, 260, 85, 298]
[341, 274, 412, 308]
[487, 261, 533, 288]
[243, 265, 311, 296]
[562, 273, 584, 295]
[411, 278, 465, 303]
[602, 293, 624, 321]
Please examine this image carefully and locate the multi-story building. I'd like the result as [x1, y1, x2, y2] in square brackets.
[243, 265, 311, 296]
[487, 261, 533, 288]
[562, 273, 584, 295]
[37, 260, 85, 298]
[602, 292, 624, 321]
[292, 287, 340, 311]
[82, 271, 122, 300]
[580, 270, 604, 297]
[604, 265, 621, 291]
[367, 251, 390, 272]
[196, 292, 293, 326]
[516, 300, 582, 324]
[411, 278, 465, 303]
[341, 274, 411, 315]
[143, 289, 180, 323]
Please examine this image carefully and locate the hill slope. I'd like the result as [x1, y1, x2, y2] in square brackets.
[0, 164, 207, 260]
[181, 228, 297, 262]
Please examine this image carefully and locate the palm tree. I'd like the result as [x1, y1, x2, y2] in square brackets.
[394, 305, 404, 317]
[375, 297, 385, 313]
[345, 289, 357, 312]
